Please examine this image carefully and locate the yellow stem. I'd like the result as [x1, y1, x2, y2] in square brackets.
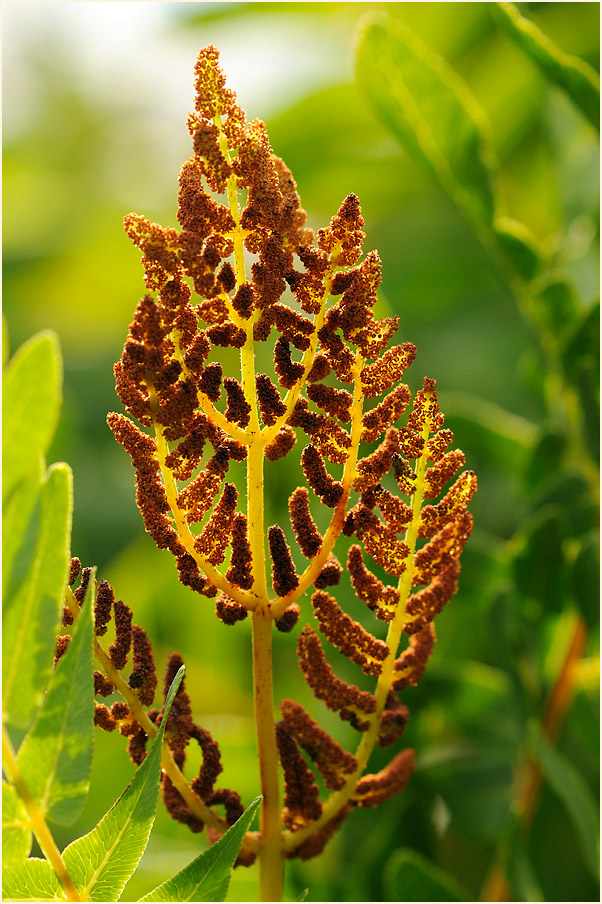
[252, 607, 284, 901]
[216, 116, 283, 900]
[196, 389, 247, 444]
[2, 725, 82, 902]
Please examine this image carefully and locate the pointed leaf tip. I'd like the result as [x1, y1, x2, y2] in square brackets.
[62, 659, 184, 900]
[138, 796, 261, 902]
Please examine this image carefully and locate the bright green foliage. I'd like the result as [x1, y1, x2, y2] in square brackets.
[493, 216, 544, 281]
[2, 331, 72, 729]
[2, 462, 73, 730]
[139, 797, 261, 902]
[495, 2, 600, 130]
[2, 331, 62, 504]
[2, 782, 32, 864]
[1, 859, 63, 902]
[16, 578, 94, 826]
[62, 668, 184, 902]
[383, 847, 470, 902]
[356, 17, 497, 229]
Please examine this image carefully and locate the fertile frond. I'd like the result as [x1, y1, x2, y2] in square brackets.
[109, 43, 476, 873]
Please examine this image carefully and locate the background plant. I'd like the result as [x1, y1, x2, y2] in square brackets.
[3, 3, 599, 902]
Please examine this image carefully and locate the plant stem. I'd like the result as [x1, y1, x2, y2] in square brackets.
[253, 606, 284, 902]
[219, 122, 283, 898]
[2, 725, 82, 902]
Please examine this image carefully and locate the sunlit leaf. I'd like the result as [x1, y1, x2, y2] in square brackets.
[495, 2, 600, 130]
[1, 858, 63, 901]
[357, 16, 498, 229]
[16, 577, 94, 826]
[493, 216, 544, 282]
[528, 721, 600, 879]
[2, 316, 9, 367]
[138, 796, 261, 902]
[2, 331, 62, 503]
[383, 847, 470, 901]
[2, 463, 73, 730]
[62, 667, 184, 902]
[2, 782, 32, 864]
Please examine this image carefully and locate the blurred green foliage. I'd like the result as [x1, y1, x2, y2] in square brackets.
[3, 3, 599, 902]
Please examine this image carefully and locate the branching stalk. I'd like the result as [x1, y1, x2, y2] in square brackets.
[107, 45, 478, 902]
[282, 423, 431, 853]
[64, 588, 258, 845]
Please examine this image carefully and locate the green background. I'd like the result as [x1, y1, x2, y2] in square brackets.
[3, 2, 599, 901]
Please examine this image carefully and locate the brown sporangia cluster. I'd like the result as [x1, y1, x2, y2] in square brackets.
[60, 564, 247, 845]
[108, 45, 476, 863]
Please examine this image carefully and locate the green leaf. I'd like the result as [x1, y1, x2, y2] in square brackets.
[16, 576, 94, 826]
[357, 16, 498, 229]
[534, 278, 580, 338]
[440, 391, 536, 473]
[505, 821, 544, 902]
[495, 2, 600, 131]
[62, 666, 185, 902]
[1, 858, 63, 901]
[2, 462, 73, 730]
[573, 358, 600, 465]
[512, 507, 565, 612]
[383, 847, 471, 902]
[535, 473, 598, 539]
[2, 331, 62, 503]
[561, 300, 600, 384]
[2, 316, 9, 367]
[421, 746, 514, 842]
[570, 532, 600, 627]
[2, 782, 32, 864]
[2, 462, 43, 604]
[493, 216, 544, 282]
[138, 796, 261, 902]
[528, 721, 600, 879]
[523, 427, 568, 495]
